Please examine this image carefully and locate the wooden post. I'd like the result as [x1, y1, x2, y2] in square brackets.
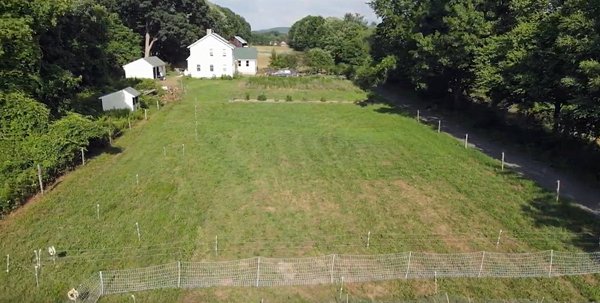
[464, 134, 469, 148]
[81, 148, 85, 166]
[37, 164, 44, 195]
[496, 229, 503, 248]
[144, 109, 148, 120]
[136, 174, 139, 185]
[135, 222, 141, 242]
[366, 231, 371, 248]
[438, 120, 441, 133]
[416, 110, 420, 122]
[96, 204, 100, 220]
[501, 152, 505, 171]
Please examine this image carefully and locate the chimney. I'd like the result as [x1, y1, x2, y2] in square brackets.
[206, 29, 213, 35]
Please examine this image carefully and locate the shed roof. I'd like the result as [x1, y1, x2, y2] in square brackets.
[99, 87, 141, 99]
[233, 47, 258, 60]
[124, 56, 166, 68]
[143, 56, 166, 67]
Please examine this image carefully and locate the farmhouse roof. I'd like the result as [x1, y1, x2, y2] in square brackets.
[234, 36, 248, 44]
[188, 29, 235, 49]
[233, 47, 258, 60]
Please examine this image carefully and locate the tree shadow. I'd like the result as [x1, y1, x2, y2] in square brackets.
[522, 192, 600, 251]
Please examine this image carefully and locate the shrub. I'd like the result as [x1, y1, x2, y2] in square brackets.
[245, 93, 250, 101]
[286, 95, 293, 102]
[320, 97, 327, 102]
[220, 75, 233, 80]
[257, 94, 267, 101]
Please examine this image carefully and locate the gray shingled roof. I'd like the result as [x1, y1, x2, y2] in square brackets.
[123, 87, 141, 96]
[143, 56, 166, 67]
[233, 47, 258, 60]
[234, 36, 248, 44]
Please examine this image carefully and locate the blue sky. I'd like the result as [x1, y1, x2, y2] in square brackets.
[210, 0, 378, 30]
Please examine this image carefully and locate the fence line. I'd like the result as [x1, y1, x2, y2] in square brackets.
[71, 250, 600, 303]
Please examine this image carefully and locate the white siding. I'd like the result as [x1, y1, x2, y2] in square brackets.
[124, 59, 166, 79]
[236, 59, 257, 75]
[100, 92, 138, 111]
[187, 35, 235, 78]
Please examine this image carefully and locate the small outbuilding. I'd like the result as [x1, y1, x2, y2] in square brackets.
[123, 56, 167, 79]
[99, 87, 141, 111]
[234, 47, 258, 75]
[231, 36, 248, 48]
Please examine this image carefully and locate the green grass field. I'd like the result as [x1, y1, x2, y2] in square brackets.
[1, 78, 599, 302]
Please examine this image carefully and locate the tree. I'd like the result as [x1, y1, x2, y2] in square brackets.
[288, 16, 327, 51]
[305, 48, 334, 74]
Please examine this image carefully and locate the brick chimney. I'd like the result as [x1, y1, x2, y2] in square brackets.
[206, 29, 213, 35]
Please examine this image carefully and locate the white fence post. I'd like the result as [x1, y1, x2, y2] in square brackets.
[556, 180, 560, 202]
[438, 120, 441, 133]
[34, 265, 39, 287]
[366, 231, 371, 248]
[215, 236, 218, 256]
[256, 257, 261, 287]
[99, 271, 104, 295]
[549, 250, 554, 277]
[478, 251, 485, 277]
[416, 110, 420, 122]
[177, 261, 181, 288]
[405, 251, 412, 279]
[496, 229, 503, 248]
[5, 254, 8, 273]
[37, 164, 44, 195]
[81, 148, 85, 166]
[330, 254, 336, 283]
[144, 109, 148, 120]
[501, 152, 505, 171]
[464, 134, 469, 148]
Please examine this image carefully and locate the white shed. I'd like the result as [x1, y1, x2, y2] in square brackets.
[99, 87, 141, 111]
[234, 47, 258, 75]
[123, 56, 167, 79]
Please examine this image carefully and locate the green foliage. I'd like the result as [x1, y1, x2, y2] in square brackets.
[257, 93, 267, 101]
[250, 30, 288, 45]
[369, 0, 600, 139]
[288, 16, 327, 51]
[286, 95, 293, 102]
[305, 48, 335, 74]
[269, 51, 300, 69]
[354, 56, 397, 90]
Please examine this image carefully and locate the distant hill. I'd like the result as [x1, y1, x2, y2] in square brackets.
[254, 27, 290, 34]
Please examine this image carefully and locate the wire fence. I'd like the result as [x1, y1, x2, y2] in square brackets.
[71, 250, 600, 303]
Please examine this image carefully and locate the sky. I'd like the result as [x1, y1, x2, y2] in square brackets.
[210, 0, 378, 30]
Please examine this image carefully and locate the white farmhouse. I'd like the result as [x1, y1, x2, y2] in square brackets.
[234, 48, 258, 75]
[123, 56, 167, 79]
[187, 29, 258, 77]
[187, 29, 236, 78]
[99, 87, 141, 112]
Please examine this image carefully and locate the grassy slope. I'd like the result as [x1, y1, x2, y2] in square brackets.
[0, 78, 599, 302]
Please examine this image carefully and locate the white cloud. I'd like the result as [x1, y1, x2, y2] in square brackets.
[210, 0, 378, 30]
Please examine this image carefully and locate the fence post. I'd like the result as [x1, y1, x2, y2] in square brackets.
[144, 109, 148, 120]
[464, 134, 469, 148]
[34, 265, 39, 287]
[177, 261, 181, 288]
[256, 257, 261, 287]
[5, 254, 8, 273]
[330, 254, 336, 283]
[549, 250, 554, 277]
[438, 120, 441, 133]
[214, 236, 218, 256]
[405, 251, 412, 279]
[81, 148, 86, 166]
[496, 229, 503, 248]
[366, 231, 371, 248]
[416, 110, 420, 122]
[37, 164, 44, 195]
[501, 152, 505, 171]
[478, 251, 485, 277]
[99, 271, 104, 295]
[556, 180, 560, 202]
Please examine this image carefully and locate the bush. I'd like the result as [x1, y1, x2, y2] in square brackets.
[245, 93, 250, 101]
[286, 95, 293, 102]
[257, 94, 267, 101]
[320, 97, 327, 102]
[220, 75, 233, 80]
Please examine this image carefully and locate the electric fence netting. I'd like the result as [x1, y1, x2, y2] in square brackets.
[70, 250, 600, 303]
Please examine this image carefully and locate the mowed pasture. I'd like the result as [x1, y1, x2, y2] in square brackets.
[0, 78, 599, 302]
[256, 45, 297, 71]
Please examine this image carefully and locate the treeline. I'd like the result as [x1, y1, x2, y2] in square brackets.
[250, 31, 288, 46]
[0, 0, 249, 214]
[368, 0, 600, 140]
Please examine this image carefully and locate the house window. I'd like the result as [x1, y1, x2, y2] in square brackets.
[246, 60, 250, 67]
[222, 49, 226, 57]
[223, 64, 227, 72]
[210, 65, 214, 72]
[238, 60, 241, 67]
[196, 64, 201, 72]
[209, 49, 213, 56]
